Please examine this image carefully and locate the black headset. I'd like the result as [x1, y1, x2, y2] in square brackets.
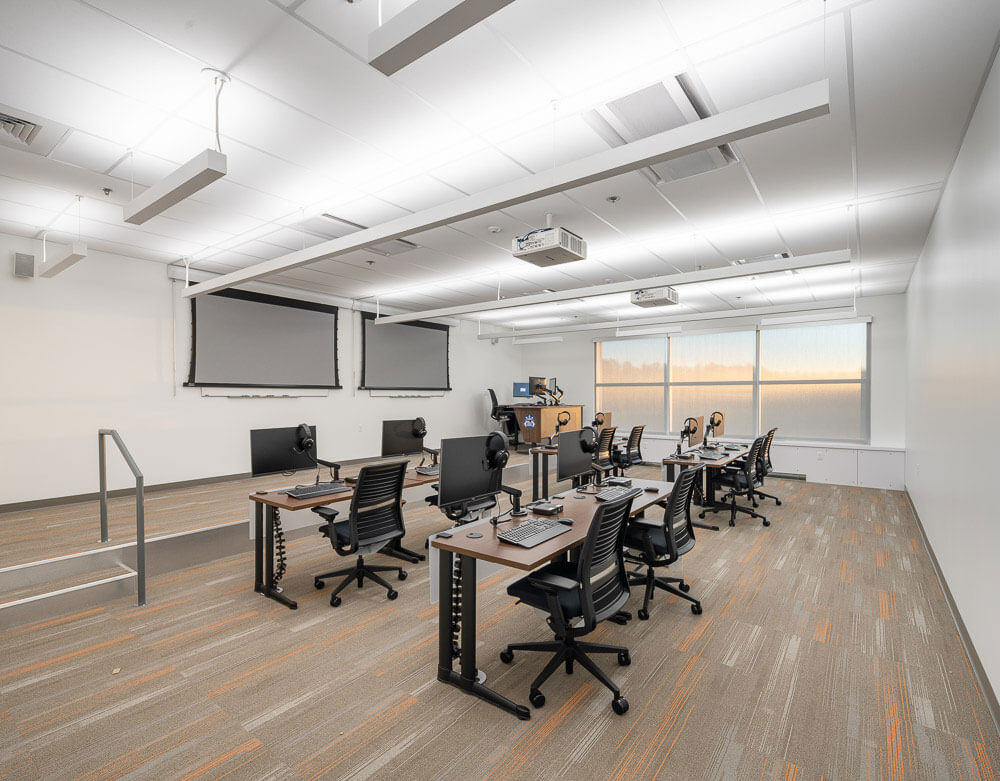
[709, 411, 724, 428]
[592, 412, 605, 427]
[482, 430, 509, 471]
[294, 423, 315, 453]
[683, 417, 699, 438]
[580, 426, 598, 453]
[412, 417, 427, 439]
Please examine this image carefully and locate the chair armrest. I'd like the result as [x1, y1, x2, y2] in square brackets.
[527, 572, 578, 593]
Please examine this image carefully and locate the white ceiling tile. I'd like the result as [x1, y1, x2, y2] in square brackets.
[858, 190, 940, 262]
[567, 172, 686, 238]
[431, 148, 529, 194]
[702, 220, 786, 261]
[658, 163, 768, 228]
[295, 0, 379, 60]
[660, 0, 801, 48]
[49, 131, 126, 175]
[852, 0, 1000, 195]
[773, 207, 853, 257]
[375, 175, 464, 213]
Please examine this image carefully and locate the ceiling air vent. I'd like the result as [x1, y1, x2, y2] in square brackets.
[297, 213, 418, 257]
[583, 72, 736, 184]
[0, 112, 41, 145]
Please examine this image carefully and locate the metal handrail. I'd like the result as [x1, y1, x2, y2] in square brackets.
[98, 429, 146, 606]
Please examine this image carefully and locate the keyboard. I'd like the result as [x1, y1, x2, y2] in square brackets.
[498, 518, 571, 548]
[286, 482, 351, 499]
[696, 449, 728, 460]
[415, 465, 440, 476]
[594, 486, 644, 503]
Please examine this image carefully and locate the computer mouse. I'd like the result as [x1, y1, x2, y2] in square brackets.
[557, 517, 574, 525]
[644, 486, 659, 492]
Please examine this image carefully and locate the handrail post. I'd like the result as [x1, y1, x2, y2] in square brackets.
[98, 432, 109, 543]
[97, 428, 146, 606]
[135, 473, 146, 606]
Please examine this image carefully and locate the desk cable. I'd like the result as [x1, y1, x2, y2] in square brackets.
[272, 508, 288, 586]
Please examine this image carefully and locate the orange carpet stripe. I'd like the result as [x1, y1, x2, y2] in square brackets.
[206, 643, 315, 698]
[178, 738, 263, 781]
[0, 633, 135, 682]
[6, 606, 104, 635]
[148, 611, 259, 648]
[116, 597, 197, 621]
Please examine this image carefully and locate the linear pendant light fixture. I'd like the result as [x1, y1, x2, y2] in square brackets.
[124, 69, 229, 225]
[183, 80, 830, 299]
[39, 197, 87, 277]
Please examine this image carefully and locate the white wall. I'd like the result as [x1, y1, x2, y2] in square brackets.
[0, 234, 523, 503]
[905, 54, 1000, 697]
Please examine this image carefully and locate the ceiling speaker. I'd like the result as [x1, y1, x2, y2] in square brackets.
[13, 252, 34, 279]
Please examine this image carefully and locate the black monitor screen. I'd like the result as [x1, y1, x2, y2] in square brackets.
[513, 381, 530, 398]
[528, 376, 547, 394]
[556, 429, 594, 483]
[438, 435, 502, 508]
[382, 419, 424, 457]
[250, 425, 316, 476]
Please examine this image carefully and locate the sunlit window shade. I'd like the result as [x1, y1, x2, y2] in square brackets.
[594, 321, 870, 442]
[669, 331, 755, 381]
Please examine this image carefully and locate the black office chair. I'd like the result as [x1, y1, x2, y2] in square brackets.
[613, 425, 645, 471]
[752, 427, 782, 506]
[311, 461, 410, 607]
[488, 388, 519, 447]
[625, 465, 704, 619]
[593, 426, 617, 480]
[500, 492, 635, 715]
[700, 435, 769, 527]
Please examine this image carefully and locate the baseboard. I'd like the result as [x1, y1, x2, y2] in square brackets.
[904, 487, 1000, 738]
[0, 472, 252, 513]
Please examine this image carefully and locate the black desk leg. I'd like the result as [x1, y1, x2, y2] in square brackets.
[666, 463, 676, 482]
[256, 505, 297, 609]
[532, 452, 541, 502]
[436, 551, 530, 720]
[541, 454, 549, 500]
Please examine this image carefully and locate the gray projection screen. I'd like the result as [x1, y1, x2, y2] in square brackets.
[187, 290, 340, 388]
[360, 311, 450, 390]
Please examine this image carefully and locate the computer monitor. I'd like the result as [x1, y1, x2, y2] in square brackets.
[381, 419, 424, 457]
[250, 425, 317, 476]
[528, 376, 547, 395]
[437, 435, 503, 509]
[556, 428, 595, 483]
[512, 381, 530, 398]
[682, 415, 704, 448]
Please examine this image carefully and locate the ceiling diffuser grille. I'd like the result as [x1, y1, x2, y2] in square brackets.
[0, 112, 41, 145]
[583, 73, 735, 184]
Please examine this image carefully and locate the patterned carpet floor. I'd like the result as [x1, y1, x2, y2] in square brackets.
[1, 468, 997, 779]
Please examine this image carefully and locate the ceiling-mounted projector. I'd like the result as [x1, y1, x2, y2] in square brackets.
[631, 286, 680, 307]
[512, 227, 586, 267]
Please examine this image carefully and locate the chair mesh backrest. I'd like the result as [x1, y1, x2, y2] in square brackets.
[577, 492, 633, 628]
[664, 464, 702, 555]
[762, 428, 778, 473]
[595, 426, 616, 467]
[627, 425, 644, 461]
[742, 436, 765, 486]
[487, 388, 499, 418]
[350, 461, 407, 545]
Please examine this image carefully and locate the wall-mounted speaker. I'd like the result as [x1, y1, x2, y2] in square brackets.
[13, 252, 34, 278]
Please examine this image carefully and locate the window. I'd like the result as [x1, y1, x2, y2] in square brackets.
[594, 322, 870, 443]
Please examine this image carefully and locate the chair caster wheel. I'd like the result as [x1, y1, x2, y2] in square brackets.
[314, 579, 324, 590]
[529, 690, 545, 708]
[679, 582, 690, 593]
[698, 512, 706, 519]
[617, 651, 631, 666]
[762, 519, 770, 526]
[776, 500, 782, 506]
[398, 570, 408, 581]
[500, 649, 514, 664]
[331, 596, 342, 607]
[637, 609, 649, 621]
[691, 603, 703, 615]
[612, 696, 629, 715]
[387, 590, 398, 600]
